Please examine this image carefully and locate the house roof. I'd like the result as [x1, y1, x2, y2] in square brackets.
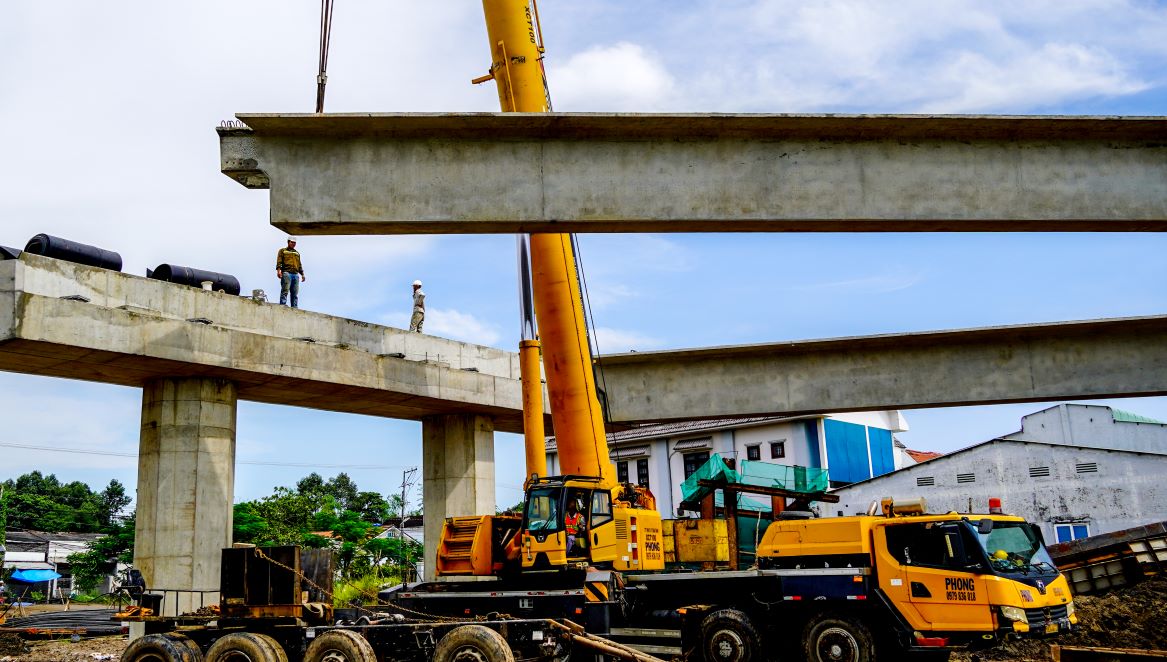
[905, 449, 944, 464]
[547, 415, 813, 450]
[831, 437, 1167, 492]
[1111, 408, 1166, 425]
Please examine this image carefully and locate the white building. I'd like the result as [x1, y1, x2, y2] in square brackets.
[545, 411, 910, 518]
[828, 404, 1167, 544]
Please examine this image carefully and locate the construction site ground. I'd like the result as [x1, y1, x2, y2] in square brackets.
[3, 577, 1165, 661]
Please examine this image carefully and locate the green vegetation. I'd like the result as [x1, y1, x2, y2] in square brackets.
[1, 472, 130, 533]
[233, 472, 422, 604]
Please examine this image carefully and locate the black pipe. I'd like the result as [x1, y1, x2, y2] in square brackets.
[23, 234, 122, 271]
[149, 263, 241, 296]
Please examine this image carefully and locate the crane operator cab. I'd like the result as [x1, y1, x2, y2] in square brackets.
[521, 476, 665, 572]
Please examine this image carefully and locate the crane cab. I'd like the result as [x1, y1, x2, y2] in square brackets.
[521, 476, 665, 572]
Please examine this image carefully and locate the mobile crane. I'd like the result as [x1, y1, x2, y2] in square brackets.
[122, 2, 1078, 661]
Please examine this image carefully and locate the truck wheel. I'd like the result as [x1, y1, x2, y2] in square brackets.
[205, 632, 289, 662]
[700, 609, 761, 662]
[433, 625, 516, 662]
[122, 633, 204, 662]
[303, 630, 377, 662]
[802, 615, 877, 662]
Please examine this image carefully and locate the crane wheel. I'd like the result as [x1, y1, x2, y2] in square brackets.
[121, 633, 204, 662]
[303, 629, 377, 662]
[205, 632, 288, 662]
[700, 609, 761, 662]
[433, 625, 516, 662]
[802, 614, 876, 662]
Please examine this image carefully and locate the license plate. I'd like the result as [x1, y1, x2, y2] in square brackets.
[1045, 623, 1058, 634]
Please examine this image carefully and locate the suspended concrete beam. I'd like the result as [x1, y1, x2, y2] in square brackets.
[218, 113, 1167, 234]
[0, 252, 541, 433]
[595, 315, 1167, 424]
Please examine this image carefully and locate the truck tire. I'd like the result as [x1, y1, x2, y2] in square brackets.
[699, 609, 761, 662]
[802, 614, 877, 662]
[121, 633, 204, 662]
[303, 630, 376, 662]
[205, 632, 289, 662]
[433, 625, 516, 662]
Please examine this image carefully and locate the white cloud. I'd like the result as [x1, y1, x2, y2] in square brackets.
[382, 308, 502, 346]
[550, 42, 677, 111]
[591, 327, 664, 354]
[790, 268, 925, 294]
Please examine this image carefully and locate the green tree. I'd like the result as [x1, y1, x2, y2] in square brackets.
[98, 480, 132, 528]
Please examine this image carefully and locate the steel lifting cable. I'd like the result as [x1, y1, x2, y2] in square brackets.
[315, 0, 336, 113]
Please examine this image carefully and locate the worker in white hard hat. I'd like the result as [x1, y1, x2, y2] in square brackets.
[409, 280, 425, 333]
[276, 236, 306, 308]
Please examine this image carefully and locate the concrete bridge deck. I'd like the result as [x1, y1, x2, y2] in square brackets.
[0, 252, 531, 432]
[219, 113, 1167, 234]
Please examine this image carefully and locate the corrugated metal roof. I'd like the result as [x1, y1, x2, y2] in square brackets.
[1111, 408, 1166, 425]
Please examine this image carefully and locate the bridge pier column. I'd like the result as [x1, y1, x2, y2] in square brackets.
[134, 377, 237, 619]
[422, 414, 496, 581]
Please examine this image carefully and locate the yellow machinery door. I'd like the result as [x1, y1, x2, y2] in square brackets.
[883, 522, 994, 632]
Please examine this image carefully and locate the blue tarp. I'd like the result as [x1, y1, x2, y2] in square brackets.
[10, 569, 61, 583]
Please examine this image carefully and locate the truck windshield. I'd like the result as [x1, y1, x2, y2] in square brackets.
[524, 487, 562, 533]
[975, 522, 1058, 575]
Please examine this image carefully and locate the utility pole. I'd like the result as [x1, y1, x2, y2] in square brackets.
[399, 468, 417, 527]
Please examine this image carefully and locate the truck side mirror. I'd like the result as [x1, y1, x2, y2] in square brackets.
[977, 519, 994, 535]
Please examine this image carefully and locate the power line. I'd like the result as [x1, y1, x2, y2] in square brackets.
[0, 441, 409, 470]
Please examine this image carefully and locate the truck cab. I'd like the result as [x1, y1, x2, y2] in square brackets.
[757, 500, 1076, 651]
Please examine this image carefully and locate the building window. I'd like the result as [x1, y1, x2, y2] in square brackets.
[636, 458, 650, 488]
[770, 441, 786, 459]
[1055, 523, 1090, 543]
[683, 451, 711, 479]
[746, 445, 761, 461]
[616, 461, 629, 484]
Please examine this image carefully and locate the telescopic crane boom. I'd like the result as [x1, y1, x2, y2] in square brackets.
[435, 0, 663, 575]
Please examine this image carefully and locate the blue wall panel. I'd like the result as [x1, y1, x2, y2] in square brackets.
[869, 427, 895, 477]
[824, 419, 871, 483]
[804, 420, 821, 468]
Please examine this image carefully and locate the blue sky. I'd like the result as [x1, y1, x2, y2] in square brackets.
[1, 1, 1165, 513]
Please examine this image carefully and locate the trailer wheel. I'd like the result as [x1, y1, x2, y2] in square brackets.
[205, 632, 289, 662]
[433, 625, 516, 662]
[122, 633, 204, 662]
[699, 609, 761, 662]
[303, 629, 377, 662]
[802, 615, 877, 662]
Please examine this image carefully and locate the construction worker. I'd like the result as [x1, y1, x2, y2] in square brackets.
[564, 499, 584, 556]
[275, 236, 306, 308]
[409, 280, 425, 332]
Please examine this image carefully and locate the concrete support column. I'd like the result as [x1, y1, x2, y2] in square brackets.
[422, 414, 496, 581]
[135, 377, 237, 616]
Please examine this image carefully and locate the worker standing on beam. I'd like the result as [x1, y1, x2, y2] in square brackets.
[275, 236, 306, 308]
[409, 280, 425, 332]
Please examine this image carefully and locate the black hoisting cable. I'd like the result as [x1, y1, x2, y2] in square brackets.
[315, 0, 336, 113]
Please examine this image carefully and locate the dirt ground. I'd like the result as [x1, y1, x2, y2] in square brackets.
[4, 577, 1166, 661]
[1, 633, 125, 661]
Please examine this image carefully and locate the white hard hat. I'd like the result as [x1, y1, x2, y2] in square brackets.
[287, 235, 298, 242]
[412, 280, 422, 287]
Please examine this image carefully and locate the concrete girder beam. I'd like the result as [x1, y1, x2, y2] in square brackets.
[0, 253, 539, 433]
[218, 113, 1167, 234]
[595, 315, 1167, 424]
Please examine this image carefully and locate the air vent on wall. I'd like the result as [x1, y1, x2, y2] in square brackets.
[1076, 462, 1098, 474]
[1029, 466, 1051, 478]
[916, 476, 935, 487]
[957, 473, 976, 484]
